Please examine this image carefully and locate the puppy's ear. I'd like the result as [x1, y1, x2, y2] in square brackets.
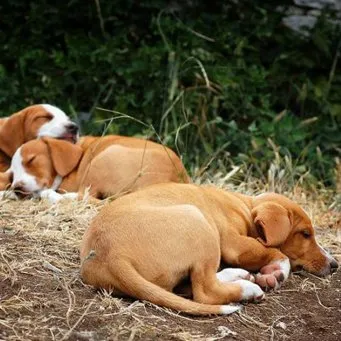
[43, 138, 83, 177]
[0, 112, 25, 157]
[251, 202, 292, 247]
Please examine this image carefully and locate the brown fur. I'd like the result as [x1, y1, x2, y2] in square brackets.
[0, 105, 55, 171]
[80, 183, 338, 315]
[0, 104, 76, 190]
[16, 136, 190, 199]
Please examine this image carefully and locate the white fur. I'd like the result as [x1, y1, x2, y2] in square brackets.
[235, 279, 265, 301]
[10, 151, 65, 198]
[10, 147, 41, 192]
[273, 258, 291, 280]
[39, 189, 63, 203]
[62, 192, 78, 200]
[220, 304, 242, 315]
[37, 104, 76, 139]
[51, 175, 63, 191]
[254, 258, 291, 289]
[40, 189, 78, 204]
[216, 268, 253, 283]
[317, 243, 334, 263]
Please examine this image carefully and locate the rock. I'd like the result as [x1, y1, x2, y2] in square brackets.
[280, 0, 341, 35]
[276, 321, 287, 330]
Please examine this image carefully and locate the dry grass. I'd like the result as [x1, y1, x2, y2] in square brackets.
[0, 177, 340, 341]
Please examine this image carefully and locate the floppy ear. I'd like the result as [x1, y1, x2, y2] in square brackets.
[0, 112, 25, 157]
[42, 138, 83, 177]
[251, 202, 292, 247]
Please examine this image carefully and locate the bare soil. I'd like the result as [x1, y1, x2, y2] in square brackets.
[0, 197, 340, 341]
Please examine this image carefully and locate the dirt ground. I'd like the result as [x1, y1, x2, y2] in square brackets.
[0, 196, 340, 341]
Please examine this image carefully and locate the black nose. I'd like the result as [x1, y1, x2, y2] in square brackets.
[67, 122, 79, 134]
[12, 184, 25, 196]
[330, 259, 339, 273]
[12, 182, 22, 190]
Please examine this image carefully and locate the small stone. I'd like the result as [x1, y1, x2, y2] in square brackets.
[276, 321, 287, 330]
[217, 326, 237, 336]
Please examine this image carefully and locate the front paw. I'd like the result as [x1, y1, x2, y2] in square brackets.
[217, 268, 255, 283]
[255, 259, 290, 290]
[234, 279, 265, 302]
[61, 192, 78, 200]
[255, 273, 283, 290]
[39, 189, 63, 204]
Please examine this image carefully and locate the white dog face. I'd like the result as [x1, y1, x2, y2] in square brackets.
[10, 138, 83, 197]
[37, 104, 79, 143]
[10, 147, 42, 194]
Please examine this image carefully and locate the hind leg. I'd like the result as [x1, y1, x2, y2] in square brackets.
[191, 262, 264, 305]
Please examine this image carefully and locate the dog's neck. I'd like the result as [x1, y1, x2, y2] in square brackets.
[56, 136, 106, 193]
[55, 150, 85, 193]
[201, 186, 258, 237]
[57, 168, 81, 193]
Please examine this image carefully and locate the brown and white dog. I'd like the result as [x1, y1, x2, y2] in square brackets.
[0, 104, 78, 191]
[9, 136, 190, 203]
[80, 183, 338, 316]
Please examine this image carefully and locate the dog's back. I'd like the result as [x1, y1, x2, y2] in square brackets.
[76, 136, 190, 198]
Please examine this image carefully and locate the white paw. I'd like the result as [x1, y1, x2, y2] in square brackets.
[39, 189, 78, 204]
[235, 279, 265, 302]
[216, 268, 254, 283]
[39, 189, 64, 204]
[275, 258, 291, 280]
[61, 192, 78, 200]
[220, 304, 242, 315]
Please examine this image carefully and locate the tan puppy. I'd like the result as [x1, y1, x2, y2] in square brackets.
[10, 136, 189, 203]
[0, 104, 78, 191]
[80, 183, 338, 316]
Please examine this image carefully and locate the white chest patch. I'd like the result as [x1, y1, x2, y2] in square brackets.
[10, 148, 41, 192]
[37, 104, 71, 138]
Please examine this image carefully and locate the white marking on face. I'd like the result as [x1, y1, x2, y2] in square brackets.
[37, 104, 76, 139]
[317, 242, 335, 267]
[10, 147, 42, 192]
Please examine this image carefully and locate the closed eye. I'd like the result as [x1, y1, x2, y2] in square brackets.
[26, 155, 36, 165]
[34, 114, 52, 122]
[301, 230, 311, 239]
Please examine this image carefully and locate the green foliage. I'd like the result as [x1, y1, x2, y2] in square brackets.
[0, 1, 340, 186]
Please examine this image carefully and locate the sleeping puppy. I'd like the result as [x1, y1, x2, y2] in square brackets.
[0, 104, 78, 191]
[80, 183, 338, 316]
[9, 136, 190, 203]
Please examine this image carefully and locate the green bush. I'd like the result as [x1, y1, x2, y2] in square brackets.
[0, 1, 340, 186]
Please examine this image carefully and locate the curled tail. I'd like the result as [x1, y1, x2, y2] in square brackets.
[81, 257, 241, 316]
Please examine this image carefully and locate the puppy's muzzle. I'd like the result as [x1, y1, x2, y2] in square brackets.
[318, 257, 339, 276]
[67, 122, 79, 135]
[11, 182, 30, 198]
[61, 122, 79, 143]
